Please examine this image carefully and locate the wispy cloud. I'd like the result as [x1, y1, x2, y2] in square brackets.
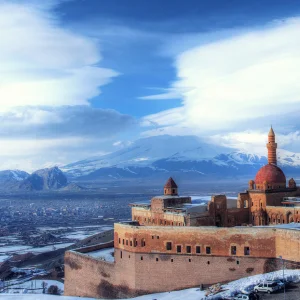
[0, 1, 133, 170]
[0, 106, 135, 139]
[142, 18, 300, 136]
[0, 1, 118, 109]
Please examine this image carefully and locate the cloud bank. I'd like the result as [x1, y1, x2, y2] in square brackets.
[0, 1, 118, 109]
[142, 18, 300, 149]
[0, 1, 133, 171]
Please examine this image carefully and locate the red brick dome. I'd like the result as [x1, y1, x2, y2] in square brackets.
[255, 164, 286, 184]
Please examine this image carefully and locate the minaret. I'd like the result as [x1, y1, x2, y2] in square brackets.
[266, 126, 277, 165]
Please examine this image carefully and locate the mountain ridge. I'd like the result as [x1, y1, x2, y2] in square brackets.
[61, 135, 300, 181]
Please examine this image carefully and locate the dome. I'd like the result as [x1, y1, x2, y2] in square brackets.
[255, 164, 286, 185]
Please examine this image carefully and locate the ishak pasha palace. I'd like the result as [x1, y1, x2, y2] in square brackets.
[65, 128, 300, 299]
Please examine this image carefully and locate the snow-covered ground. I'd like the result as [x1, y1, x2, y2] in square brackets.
[1, 269, 299, 300]
[1, 280, 64, 294]
[87, 247, 114, 262]
[0, 243, 73, 257]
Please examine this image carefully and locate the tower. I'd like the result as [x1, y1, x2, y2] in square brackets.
[164, 177, 178, 196]
[266, 126, 277, 165]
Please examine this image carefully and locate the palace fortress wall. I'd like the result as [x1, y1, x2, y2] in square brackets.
[64, 225, 300, 299]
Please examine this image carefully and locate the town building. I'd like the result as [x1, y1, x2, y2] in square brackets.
[64, 128, 300, 299]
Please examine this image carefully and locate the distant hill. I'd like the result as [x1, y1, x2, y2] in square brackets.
[18, 166, 68, 191]
[0, 170, 29, 189]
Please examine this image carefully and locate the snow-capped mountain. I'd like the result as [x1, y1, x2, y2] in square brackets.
[0, 170, 30, 189]
[0, 170, 29, 182]
[62, 135, 300, 181]
[62, 135, 230, 178]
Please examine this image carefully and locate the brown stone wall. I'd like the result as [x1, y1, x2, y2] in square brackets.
[267, 206, 300, 224]
[114, 224, 278, 258]
[123, 250, 282, 292]
[227, 208, 250, 226]
[243, 188, 300, 225]
[275, 229, 300, 262]
[65, 226, 300, 299]
[64, 246, 141, 298]
[132, 207, 186, 226]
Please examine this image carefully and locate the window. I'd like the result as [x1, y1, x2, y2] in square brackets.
[129, 255, 130, 259]
[207, 261, 210, 265]
[186, 246, 191, 253]
[244, 247, 250, 255]
[122, 239, 124, 245]
[177, 245, 182, 253]
[172, 189, 175, 194]
[166, 242, 172, 251]
[120, 251, 122, 259]
[206, 247, 211, 254]
[130, 241, 132, 246]
[152, 236, 154, 239]
[118, 238, 120, 244]
[140, 256, 143, 260]
[171, 259, 173, 262]
[231, 246, 237, 255]
[196, 246, 201, 254]
[189, 259, 191, 262]
[134, 239, 137, 247]
[141, 239, 146, 247]
[236, 260, 240, 265]
[156, 258, 158, 262]
[126, 240, 128, 246]
[157, 236, 159, 239]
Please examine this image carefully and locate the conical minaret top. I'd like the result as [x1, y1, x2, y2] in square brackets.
[268, 126, 275, 137]
[267, 126, 277, 165]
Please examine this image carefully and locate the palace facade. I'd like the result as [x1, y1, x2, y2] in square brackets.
[64, 128, 300, 299]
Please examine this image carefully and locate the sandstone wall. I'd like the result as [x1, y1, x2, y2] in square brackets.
[114, 224, 278, 258]
[65, 226, 300, 299]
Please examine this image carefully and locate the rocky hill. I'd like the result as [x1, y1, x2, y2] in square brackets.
[18, 167, 68, 191]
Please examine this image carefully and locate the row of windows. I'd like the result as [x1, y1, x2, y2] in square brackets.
[166, 243, 211, 254]
[119, 252, 241, 265]
[166, 244, 250, 256]
[133, 216, 185, 226]
[118, 238, 144, 247]
[118, 239, 250, 256]
[231, 246, 250, 256]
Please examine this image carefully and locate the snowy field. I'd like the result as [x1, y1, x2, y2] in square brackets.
[1, 269, 299, 300]
[0, 243, 74, 262]
[0, 225, 113, 263]
[87, 247, 114, 262]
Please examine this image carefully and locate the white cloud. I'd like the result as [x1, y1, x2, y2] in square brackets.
[0, 137, 112, 172]
[0, 1, 118, 109]
[208, 130, 300, 155]
[142, 18, 300, 134]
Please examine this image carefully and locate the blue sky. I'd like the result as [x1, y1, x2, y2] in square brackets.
[1, 0, 300, 171]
